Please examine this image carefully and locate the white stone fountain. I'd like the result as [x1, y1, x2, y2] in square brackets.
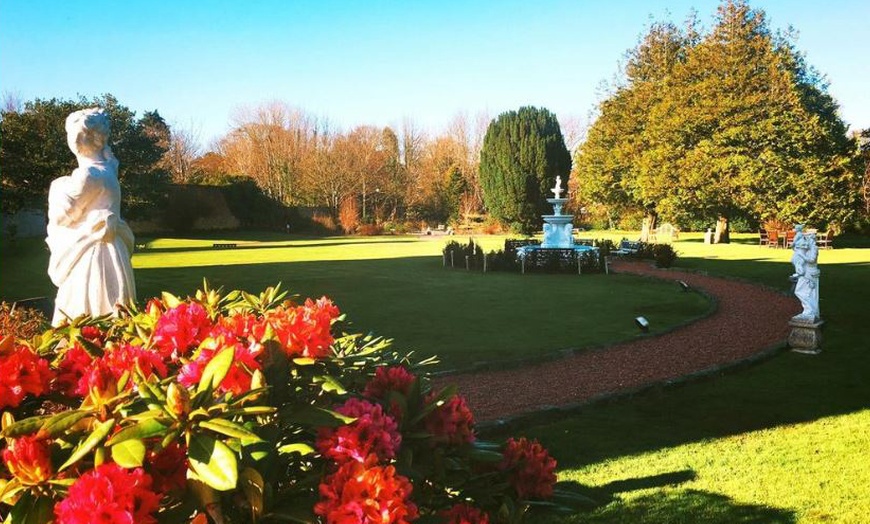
[516, 176, 599, 267]
[540, 176, 575, 248]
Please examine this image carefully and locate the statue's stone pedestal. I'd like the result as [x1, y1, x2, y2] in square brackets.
[788, 318, 823, 354]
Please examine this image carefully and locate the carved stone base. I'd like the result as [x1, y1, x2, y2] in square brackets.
[788, 318, 823, 354]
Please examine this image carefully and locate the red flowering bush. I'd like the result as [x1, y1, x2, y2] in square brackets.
[0, 342, 53, 409]
[443, 503, 491, 524]
[315, 458, 418, 523]
[0, 284, 582, 524]
[363, 365, 416, 400]
[317, 398, 402, 464]
[500, 438, 558, 500]
[152, 301, 211, 359]
[54, 463, 161, 524]
[425, 392, 476, 446]
[2, 435, 53, 485]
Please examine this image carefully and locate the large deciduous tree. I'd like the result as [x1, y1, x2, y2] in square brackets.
[0, 95, 170, 218]
[479, 106, 571, 233]
[574, 0, 861, 241]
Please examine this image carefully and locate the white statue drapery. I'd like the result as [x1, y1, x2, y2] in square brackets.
[790, 226, 820, 322]
[46, 108, 136, 325]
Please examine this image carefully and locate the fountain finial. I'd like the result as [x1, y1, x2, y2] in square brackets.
[551, 176, 564, 199]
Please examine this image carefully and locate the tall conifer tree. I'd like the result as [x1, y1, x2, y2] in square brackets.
[479, 106, 571, 233]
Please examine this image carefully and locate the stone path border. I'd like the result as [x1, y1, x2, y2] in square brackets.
[434, 260, 799, 425]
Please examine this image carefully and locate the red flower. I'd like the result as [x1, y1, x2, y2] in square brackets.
[258, 297, 340, 359]
[178, 334, 261, 395]
[102, 343, 168, 382]
[81, 361, 119, 407]
[59, 343, 167, 403]
[152, 302, 212, 359]
[315, 458, 418, 524]
[80, 325, 106, 345]
[363, 366, 416, 400]
[146, 442, 188, 494]
[54, 463, 161, 524]
[0, 345, 54, 409]
[55, 345, 94, 397]
[2, 435, 53, 485]
[317, 398, 402, 465]
[442, 503, 491, 524]
[424, 393, 475, 446]
[220, 312, 261, 341]
[499, 438, 557, 500]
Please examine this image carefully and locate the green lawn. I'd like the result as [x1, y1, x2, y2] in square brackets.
[0, 232, 709, 372]
[4, 231, 868, 522]
[508, 233, 870, 524]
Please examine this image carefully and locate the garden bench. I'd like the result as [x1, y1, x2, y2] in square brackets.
[816, 229, 834, 249]
[212, 243, 237, 249]
[612, 240, 642, 256]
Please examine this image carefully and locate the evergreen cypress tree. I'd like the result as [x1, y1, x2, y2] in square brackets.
[479, 106, 571, 233]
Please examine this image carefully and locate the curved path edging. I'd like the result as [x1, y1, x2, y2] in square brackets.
[433, 260, 800, 426]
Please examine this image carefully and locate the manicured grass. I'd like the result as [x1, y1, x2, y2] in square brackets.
[502, 233, 870, 524]
[0, 232, 710, 372]
[5, 230, 867, 521]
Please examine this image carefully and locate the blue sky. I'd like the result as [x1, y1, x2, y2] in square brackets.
[2, 0, 867, 147]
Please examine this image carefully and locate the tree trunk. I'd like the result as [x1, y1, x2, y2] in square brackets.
[714, 215, 730, 244]
[640, 212, 658, 242]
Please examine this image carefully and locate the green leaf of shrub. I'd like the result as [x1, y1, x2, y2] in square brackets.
[6, 491, 54, 524]
[161, 291, 182, 308]
[1, 415, 51, 438]
[277, 443, 315, 456]
[316, 374, 346, 394]
[279, 405, 355, 428]
[106, 418, 169, 446]
[468, 448, 504, 463]
[59, 419, 115, 471]
[111, 439, 146, 468]
[189, 434, 238, 491]
[38, 411, 90, 439]
[197, 346, 235, 393]
[240, 468, 265, 521]
[199, 419, 263, 442]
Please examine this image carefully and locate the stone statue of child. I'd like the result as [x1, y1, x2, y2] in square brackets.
[789, 225, 820, 322]
[46, 108, 136, 325]
[552, 176, 564, 199]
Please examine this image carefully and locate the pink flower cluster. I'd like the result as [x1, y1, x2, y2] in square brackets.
[55, 341, 167, 404]
[54, 463, 161, 524]
[258, 297, 341, 358]
[315, 459, 419, 524]
[500, 437, 558, 500]
[2, 435, 53, 485]
[0, 344, 53, 409]
[317, 398, 402, 465]
[424, 392, 476, 446]
[442, 503, 491, 524]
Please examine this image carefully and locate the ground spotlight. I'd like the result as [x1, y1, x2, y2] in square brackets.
[678, 280, 690, 292]
[635, 316, 649, 332]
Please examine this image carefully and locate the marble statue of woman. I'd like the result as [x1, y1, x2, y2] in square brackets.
[789, 226, 820, 322]
[46, 108, 136, 325]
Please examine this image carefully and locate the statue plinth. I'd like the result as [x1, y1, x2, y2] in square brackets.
[788, 317, 823, 354]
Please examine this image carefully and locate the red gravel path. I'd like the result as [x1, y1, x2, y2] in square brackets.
[434, 260, 800, 423]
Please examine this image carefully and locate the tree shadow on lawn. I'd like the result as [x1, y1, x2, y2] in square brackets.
[549, 488, 795, 524]
[137, 238, 417, 254]
[507, 256, 870, 469]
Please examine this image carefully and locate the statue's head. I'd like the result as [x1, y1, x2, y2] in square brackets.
[66, 108, 111, 160]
